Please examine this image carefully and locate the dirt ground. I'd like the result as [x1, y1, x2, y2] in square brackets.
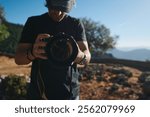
[0, 56, 145, 100]
[0, 56, 31, 76]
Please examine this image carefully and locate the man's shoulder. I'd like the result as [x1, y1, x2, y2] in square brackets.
[27, 13, 48, 22]
[66, 15, 80, 24]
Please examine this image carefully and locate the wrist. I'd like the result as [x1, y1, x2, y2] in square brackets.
[26, 48, 35, 61]
[31, 44, 36, 58]
[79, 53, 87, 65]
[74, 52, 86, 64]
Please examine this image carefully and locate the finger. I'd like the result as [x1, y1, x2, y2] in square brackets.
[36, 54, 48, 60]
[36, 48, 46, 54]
[35, 42, 47, 48]
[36, 34, 50, 42]
[33, 48, 47, 59]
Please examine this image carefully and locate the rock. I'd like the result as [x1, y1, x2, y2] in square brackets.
[139, 72, 150, 83]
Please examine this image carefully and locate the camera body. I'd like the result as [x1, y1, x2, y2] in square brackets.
[44, 32, 78, 67]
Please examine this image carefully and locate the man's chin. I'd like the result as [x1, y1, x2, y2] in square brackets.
[52, 17, 64, 22]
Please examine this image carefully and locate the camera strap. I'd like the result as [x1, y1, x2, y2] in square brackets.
[37, 60, 48, 100]
[68, 65, 73, 97]
[68, 63, 77, 99]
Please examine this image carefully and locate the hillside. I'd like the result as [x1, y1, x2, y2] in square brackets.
[1, 55, 150, 100]
[109, 48, 150, 61]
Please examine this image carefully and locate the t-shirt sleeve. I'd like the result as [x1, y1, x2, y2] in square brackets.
[75, 19, 87, 42]
[19, 17, 37, 43]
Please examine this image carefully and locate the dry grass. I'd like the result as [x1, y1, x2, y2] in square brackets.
[0, 56, 31, 76]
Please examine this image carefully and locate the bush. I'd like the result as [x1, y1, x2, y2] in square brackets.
[0, 75, 28, 100]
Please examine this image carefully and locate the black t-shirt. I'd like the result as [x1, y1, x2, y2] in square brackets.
[20, 13, 86, 43]
[20, 13, 86, 100]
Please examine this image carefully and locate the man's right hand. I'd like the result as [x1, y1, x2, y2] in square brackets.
[32, 34, 50, 59]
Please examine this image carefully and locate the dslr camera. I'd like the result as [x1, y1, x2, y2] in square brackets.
[43, 32, 78, 67]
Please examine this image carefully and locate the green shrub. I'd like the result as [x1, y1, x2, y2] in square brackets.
[0, 75, 28, 100]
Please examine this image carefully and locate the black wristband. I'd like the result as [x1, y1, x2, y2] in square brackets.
[79, 54, 87, 65]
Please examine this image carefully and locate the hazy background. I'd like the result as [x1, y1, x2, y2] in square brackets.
[0, 0, 150, 50]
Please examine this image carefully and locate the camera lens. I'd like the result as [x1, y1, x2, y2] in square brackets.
[45, 32, 78, 68]
[50, 39, 73, 62]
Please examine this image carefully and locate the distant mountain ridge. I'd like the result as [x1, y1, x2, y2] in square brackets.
[109, 48, 150, 61]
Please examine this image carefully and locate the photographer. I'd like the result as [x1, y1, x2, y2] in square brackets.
[15, 0, 91, 100]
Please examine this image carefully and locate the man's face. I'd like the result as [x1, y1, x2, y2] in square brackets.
[48, 9, 66, 22]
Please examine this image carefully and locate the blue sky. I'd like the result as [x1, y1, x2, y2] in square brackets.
[0, 0, 150, 50]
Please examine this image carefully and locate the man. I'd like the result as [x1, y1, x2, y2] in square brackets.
[15, 0, 91, 100]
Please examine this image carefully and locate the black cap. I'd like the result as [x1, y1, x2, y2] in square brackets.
[46, 0, 75, 13]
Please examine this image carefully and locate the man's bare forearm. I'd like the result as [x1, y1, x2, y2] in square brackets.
[15, 43, 34, 65]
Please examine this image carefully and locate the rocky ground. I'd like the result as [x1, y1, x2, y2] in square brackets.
[0, 56, 150, 100]
[79, 64, 143, 100]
